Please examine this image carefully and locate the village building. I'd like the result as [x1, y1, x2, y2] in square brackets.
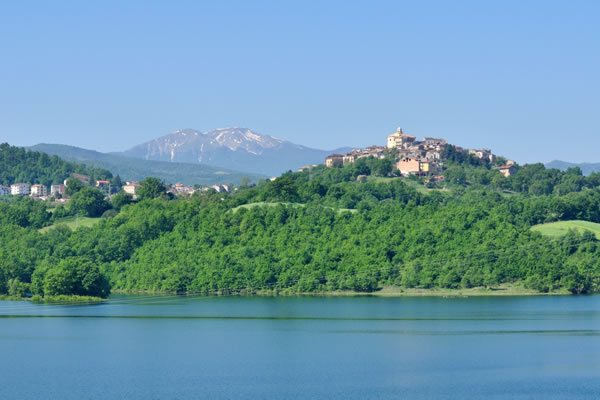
[423, 137, 447, 148]
[30, 184, 48, 197]
[360, 146, 386, 159]
[497, 164, 517, 177]
[170, 183, 195, 196]
[387, 128, 416, 150]
[343, 154, 357, 165]
[469, 148, 495, 163]
[425, 150, 441, 161]
[11, 183, 31, 196]
[96, 180, 111, 189]
[325, 154, 344, 168]
[123, 182, 140, 196]
[0, 185, 10, 195]
[396, 158, 421, 176]
[50, 184, 66, 197]
[397, 158, 433, 176]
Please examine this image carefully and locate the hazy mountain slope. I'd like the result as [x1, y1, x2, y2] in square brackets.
[546, 160, 600, 176]
[120, 127, 350, 176]
[29, 144, 263, 185]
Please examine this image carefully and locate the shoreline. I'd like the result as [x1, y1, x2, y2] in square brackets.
[111, 284, 573, 298]
[0, 285, 576, 304]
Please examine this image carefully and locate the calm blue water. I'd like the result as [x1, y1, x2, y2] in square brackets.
[1, 295, 599, 399]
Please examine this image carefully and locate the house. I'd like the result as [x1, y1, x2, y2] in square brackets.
[10, 183, 30, 196]
[325, 154, 344, 168]
[30, 184, 48, 197]
[425, 150, 441, 161]
[397, 158, 421, 176]
[497, 164, 517, 177]
[50, 184, 66, 197]
[397, 158, 432, 176]
[469, 148, 495, 163]
[0, 185, 10, 195]
[96, 180, 111, 190]
[387, 128, 416, 150]
[343, 154, 357, 165]
[123, 182, 140, 196]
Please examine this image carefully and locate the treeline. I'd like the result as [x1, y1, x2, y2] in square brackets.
[0, 143, 112, 186]
[2, 158, 600, 299]
[442, 156, 600, 196]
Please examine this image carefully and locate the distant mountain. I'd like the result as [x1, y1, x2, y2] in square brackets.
[546, 160, 600, 176]
[29, 144, 263, 185]
[119, 127, 351, 176]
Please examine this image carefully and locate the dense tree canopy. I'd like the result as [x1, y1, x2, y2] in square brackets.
[0, 143, 112, 186]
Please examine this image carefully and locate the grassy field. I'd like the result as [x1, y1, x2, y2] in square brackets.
[531, 220, 600, 239]
[39, 216, 101, 233]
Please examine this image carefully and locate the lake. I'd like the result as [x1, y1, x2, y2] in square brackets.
[1, 295, 599, 399]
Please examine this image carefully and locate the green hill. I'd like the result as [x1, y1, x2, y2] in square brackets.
[532, 220, 600, 239]
[0, 143, 111, 186]
[29, 143, 264, 185]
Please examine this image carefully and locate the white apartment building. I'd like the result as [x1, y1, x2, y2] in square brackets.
[50, 184, 66, 197]
[11, 183, 31, 196]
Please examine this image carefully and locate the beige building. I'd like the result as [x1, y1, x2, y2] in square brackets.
[325, 154, 344, 168]
[30, 184, 48, 197]
[469, 148, 495, 163]
[343, 154, 357, 165]
[123, 182, 140, 196]
[387, 128, 416, 149]
[497, 164, 517, 177]
[397, 158, 432, 176]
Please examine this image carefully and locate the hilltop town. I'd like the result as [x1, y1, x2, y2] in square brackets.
[324, 127, 516, 179]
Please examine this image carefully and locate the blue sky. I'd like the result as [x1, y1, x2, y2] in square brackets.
[0, 0, 598, 163]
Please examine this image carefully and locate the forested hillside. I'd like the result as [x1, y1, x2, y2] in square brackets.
[29, 143, 263, 185]
[0, 143, 112, 186]
[2, 156, 600, 300]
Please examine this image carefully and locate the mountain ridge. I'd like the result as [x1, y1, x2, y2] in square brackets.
[119, 127, 351, 176]
[545, 160, 600, 176]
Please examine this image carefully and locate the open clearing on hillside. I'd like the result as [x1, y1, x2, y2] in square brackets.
[531, 220, 600, 239]
[39, 216, 101, 233]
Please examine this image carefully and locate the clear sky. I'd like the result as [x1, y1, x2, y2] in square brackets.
[0, 0, 598, 163]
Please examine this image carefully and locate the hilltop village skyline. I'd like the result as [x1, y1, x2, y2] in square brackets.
[324, 128, 516, 178]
